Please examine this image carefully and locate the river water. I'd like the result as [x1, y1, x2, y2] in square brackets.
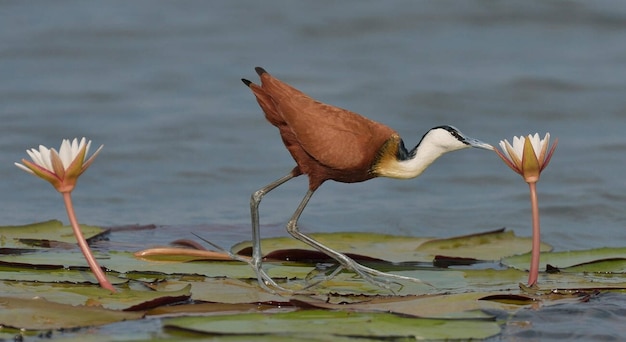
[1, 1, 626, 339]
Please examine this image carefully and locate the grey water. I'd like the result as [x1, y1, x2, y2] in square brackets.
[1, 1, 626, 339]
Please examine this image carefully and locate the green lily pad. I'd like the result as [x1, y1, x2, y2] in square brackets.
[0, 296, 143, 330]
[0, 280, 191, 310]
[162, 309, 501, 340]
[232, 232, 432, 263]
[502, 247, 626, 272]
[0, 251, 257, 279]
[415, 228, 552, 260]
[232, 228, 552, 263]
[563, 259, 626, 273]
[0, 220, 107, 250]
[154, 278, 289, 304]
[293, 291, 530, 319]
[0, 263, 126, 285]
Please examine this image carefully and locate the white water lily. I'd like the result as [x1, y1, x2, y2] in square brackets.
[15, 138, 103, 193]
[15, 138, 114, 291]
[494, 132, 558, 287]
[496, 133, 557, 184]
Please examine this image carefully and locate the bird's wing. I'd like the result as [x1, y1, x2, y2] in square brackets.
[276, 94, 395, 170]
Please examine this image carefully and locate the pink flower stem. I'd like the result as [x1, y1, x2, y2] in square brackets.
[527, 182, 541, 286]
[62, 192, 116, 292]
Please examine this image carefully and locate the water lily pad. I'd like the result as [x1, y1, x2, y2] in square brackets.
[293, 291, 537, 319]
[162, 309, 501, 340]
[154, 278, 289, 304]
[415, 228, 552, 260]
[232, 232, 432, 262]
[0, 220, 107, 250]
[0, 251, 257, 279]
[502, 247, 626, 272]
[563, 259, 626, 273]
[134, 247, 235, 262]
[232, 228, 552, 263]
[0, 280, 191, 310]
[0, 296, 143, 330]
[0, 263, 126, 285]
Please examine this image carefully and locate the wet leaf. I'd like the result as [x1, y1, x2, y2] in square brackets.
[146, 302, 286, 316]
[232, 228, 552, 263]
[293, 291, 530, 319]
[416, 228, 552, 260]
[563, 259, 626, 273]
[162, 309, 501, 340]
[0, 251, 256, 279]
[0, 220, 107, 250]
[154, 278, 289, 304]
[134, 247, 236, 262]
[0, 263, 126, 285]
[0, 296, 143, 330]
[0, 281, 191, 310]
[502, 247, 626, 272]
[232, 232, 432, 263]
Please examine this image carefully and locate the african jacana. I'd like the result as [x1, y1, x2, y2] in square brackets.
[242, 67, 493, 292]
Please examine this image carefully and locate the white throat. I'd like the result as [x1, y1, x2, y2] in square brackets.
[379, 129, 471, 179]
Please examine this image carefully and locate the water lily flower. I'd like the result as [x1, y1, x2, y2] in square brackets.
[15, 138, 115, 292]
[15, 137, 103, 193]
[496, 133, 557, 184]
[494, 133, 558, 287]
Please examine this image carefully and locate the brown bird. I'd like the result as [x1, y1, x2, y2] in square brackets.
[242, 67, 493, 292]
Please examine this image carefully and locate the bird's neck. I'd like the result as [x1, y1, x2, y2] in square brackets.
[372, 135, 447, 179]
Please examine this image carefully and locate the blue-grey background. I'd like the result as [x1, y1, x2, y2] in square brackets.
[1, 1, 625, 253]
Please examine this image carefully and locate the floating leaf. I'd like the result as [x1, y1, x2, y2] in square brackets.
[0, 220, 107, 250]
[232, 229, 552, 264]
[502, 247, 626, 272]
[563, 259, 626, 273]
[134, 247, 237, 262]
[232, 232, 432, 263]
[292, 291, 539, 319]
[0, 263, 126, 285]
[0, 251, 256, 279]
[146, 302, 286, 316]
[416, 228, 552, 260]
[163, 309, 501, 340]
[0, 281, 191, 310]
[154, 278, 289, 304]
[0, 297, 143, 330]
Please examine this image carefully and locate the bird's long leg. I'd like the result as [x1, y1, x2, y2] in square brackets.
[250, 172, 296, 293]
[287, 190, 426, 291]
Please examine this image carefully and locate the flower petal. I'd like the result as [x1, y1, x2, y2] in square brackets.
[18, 159, 62, 186]
[529, 133, 542, 157]
[81, 144, 103, 172]
[65, 143, 88, 180]
[503, 139, 523, 171]
[14, 162, 35, 175]
[521, 136, 540, 183]
[498, 140, 512, 160]
[540, 137, 558, 172]
[59, 139, 74, 169]
[511, 136, 525, 159]
[49, 148, 66, 179]
[494, 147, 521, 174]
[537, 133, 550, 166]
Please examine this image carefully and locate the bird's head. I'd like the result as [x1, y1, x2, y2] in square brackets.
[372, 125, 492, 179]
[422, 125, 493, 153]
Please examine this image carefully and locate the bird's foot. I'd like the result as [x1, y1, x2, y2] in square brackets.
[302, 263, 345, 289]
[253, 264, 296, 295]
[191, 233, 296, 294]
[343, 261, 431, 293]
[301, 260, 430, 293]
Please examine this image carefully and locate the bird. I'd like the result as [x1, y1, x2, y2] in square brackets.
[241, 66, 493, 292]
